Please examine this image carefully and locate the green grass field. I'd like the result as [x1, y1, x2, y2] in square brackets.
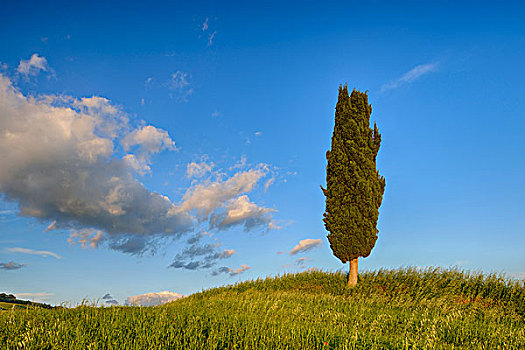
[1, 267, 524, 349]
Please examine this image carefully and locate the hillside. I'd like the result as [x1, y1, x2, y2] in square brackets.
[0, 293, 55, 310]
[1, 268, 524, 349]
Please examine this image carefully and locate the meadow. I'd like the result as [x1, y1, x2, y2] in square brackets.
[1, 267, 524, 349]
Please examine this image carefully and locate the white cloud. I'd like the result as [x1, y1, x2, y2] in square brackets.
[122, 125, 176, 154]
[289, 239, 322, 255]
[17, 54, 50, 77]
[211, 195, 275, 231]
[178, 169, 265, 217]
[7, 247, 62, 259]
[125, 291, 186, 306]
[0, 73, 192, 255]
[380, 63, 438, 92]
[202, 17, 209, 31]
[186, 161, 214, 178]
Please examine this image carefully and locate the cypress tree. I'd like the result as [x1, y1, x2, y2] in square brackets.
[322, 84, 385, 287]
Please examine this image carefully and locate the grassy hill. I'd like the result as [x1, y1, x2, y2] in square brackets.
[1, 268, 524, 349]
[0, 293, 56, 311]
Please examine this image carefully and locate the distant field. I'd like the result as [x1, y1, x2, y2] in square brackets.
[1, 268, 524, 349]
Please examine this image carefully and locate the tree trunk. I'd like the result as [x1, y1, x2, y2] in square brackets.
[348, 257, 358, 287]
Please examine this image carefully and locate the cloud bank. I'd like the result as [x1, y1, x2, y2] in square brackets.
[125, 291, 185, 306]
[1, 59, 278, 269]
[0, 73, 192, 254]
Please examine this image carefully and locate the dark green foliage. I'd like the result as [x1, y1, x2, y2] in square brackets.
[323, 85, 385, 263]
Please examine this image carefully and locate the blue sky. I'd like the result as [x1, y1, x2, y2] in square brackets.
[1, 0, 524, 306]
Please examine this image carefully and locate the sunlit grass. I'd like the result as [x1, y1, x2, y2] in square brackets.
[1, 267, 524, 349]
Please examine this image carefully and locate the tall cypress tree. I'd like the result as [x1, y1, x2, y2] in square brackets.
[322, 84, 385, 287]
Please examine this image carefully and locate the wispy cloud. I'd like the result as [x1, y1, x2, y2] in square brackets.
[6, 247, 62, 259]
[68, 230, 103, 249]
[207, 31, 217, 47]
[212, 264, 251, 276]
[0, 261, 26, 270]
[186, 161, 214, 178]
[17, 53, 51, 77]
[380, 63, 438, 92]
[230, 264, 250, 276]
[125, 291, 185, 306]
[169, 243, 235, 270]
[290, 239, 322, 255]
[15, 292, 53, 300]
[166, 70, 194, 101]
[296, 256, 312, 268]
[202, 17, 209, 31]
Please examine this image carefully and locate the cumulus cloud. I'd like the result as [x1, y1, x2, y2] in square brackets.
[177, 166, 276, 232]
[210, 195, 275, 231]
[0, 71, 279, 266]
[178, 169, 265, 217]
[0, 74, 192, 255]
[1, 261, 25, 270]
[186, 161, 214, 178]
[125, 291, 185, 306]
[17, 54, 50, 77]
[122, 125, 177, 174]
[381, 63, 438, 92]
[169, 243, 234, 270]
[289, 239, 322, 255]
[6, 247, 62, 259]
[122, 125, 176, 155]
